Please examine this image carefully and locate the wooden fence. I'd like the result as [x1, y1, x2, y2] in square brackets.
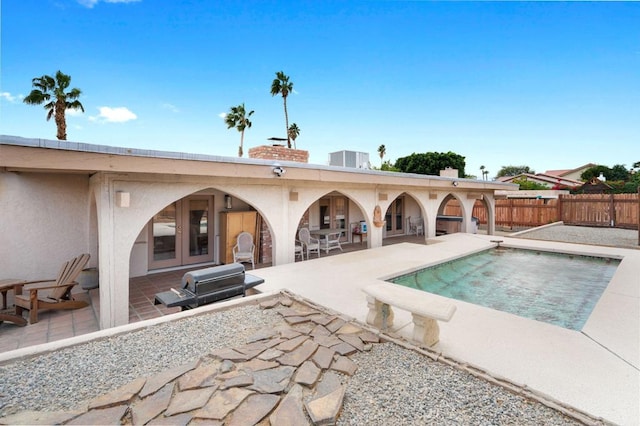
[442, 193, 639, 230]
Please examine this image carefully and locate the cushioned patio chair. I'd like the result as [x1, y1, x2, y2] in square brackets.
[14, 253, 90, 324]
[233, 232, 255, 269]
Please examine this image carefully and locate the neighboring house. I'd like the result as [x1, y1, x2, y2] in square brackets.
[0, 135, 515, 330]
[545, 163, 596, 182]
[498, 173, 582, 189]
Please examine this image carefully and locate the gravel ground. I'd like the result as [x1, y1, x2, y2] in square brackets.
[512, 224, 639, 249]
[0, 305, 283, 417]
[340, 344, 579, 426]
[0, 302, 586, 425]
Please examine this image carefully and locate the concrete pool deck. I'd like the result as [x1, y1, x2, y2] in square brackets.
[252, 233, 640, 425]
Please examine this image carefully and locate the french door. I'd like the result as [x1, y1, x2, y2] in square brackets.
[149, 196, 214, 270]
[385, 197, 405, 235]
[319, 196, 348, 241]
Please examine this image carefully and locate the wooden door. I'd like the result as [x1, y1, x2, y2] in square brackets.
[220, 211, 257, 264]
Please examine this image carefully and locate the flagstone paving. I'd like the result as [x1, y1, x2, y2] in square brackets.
[0, 296, 377, 425]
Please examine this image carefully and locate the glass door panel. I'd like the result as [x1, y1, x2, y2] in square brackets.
[385, 197, 405, 235]
[394, 198, 404, 233]
[149, 196, 214, 270]
[332, 197, 347, 241]
[188, 199, 209, 256]
[150, 203, 182, 269]
[319, 198, 331, 229]
[183, 197, 214, 265]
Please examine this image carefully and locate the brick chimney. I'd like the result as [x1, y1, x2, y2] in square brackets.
[248, 145, 309, 163]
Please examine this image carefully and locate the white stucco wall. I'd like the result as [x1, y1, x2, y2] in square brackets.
[0, 172, 94, 280]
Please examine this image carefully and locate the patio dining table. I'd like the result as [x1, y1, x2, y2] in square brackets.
[310, 228, 345, 253]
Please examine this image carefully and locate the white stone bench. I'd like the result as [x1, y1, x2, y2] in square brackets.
[363, 283, 456, 347]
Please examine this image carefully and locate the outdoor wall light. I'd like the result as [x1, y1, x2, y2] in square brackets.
[224, 194, 233, 209]
[115, 191, 130, 208]
[273, 165, 286, 177]
[452, 181, 459, 187]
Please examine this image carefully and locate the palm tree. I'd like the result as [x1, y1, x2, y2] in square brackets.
[378, 144, 386, 167]
[225, 103, 254, 157]
[288, 123, 300, 149]
[480, 165, 486, 180]
[23, 70, 84, 140]
[270, 71, 294, 148]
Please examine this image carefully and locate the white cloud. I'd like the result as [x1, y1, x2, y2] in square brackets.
[161, 103, 179, 113]
[1, 92, 22, 103]
[67, 108, 85, 117]
[218, 112, 227, 119]
[89, 106, 137, 123]
[77, 0, 141, 8]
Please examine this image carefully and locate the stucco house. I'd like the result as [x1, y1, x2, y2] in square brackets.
[544, 163, 596, 181]
[0, 135, 515, 330]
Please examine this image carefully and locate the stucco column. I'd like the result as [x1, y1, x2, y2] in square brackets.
[459, 195, 479, 234]
[92, 174, 131, 329]
[483, 193, 496, 236]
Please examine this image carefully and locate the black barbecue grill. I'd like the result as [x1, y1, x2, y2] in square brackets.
[154, 263, 264, 310]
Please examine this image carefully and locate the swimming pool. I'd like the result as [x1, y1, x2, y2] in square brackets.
[389, 248, 620, 330]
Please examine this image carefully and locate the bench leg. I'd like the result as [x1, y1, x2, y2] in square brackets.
[412, 314, 440, 347]
[365, 296, 394, 331]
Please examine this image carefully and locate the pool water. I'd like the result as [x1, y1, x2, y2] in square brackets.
[389, 248, 620, 330]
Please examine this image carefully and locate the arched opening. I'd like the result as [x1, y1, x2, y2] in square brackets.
[383, 192, 425, 239]
[131, 188, 274, 276]
[124, 188, 274, 322]
[295, 190, 368, 258]
[437, 193, 472, 234]
[470, 196, 492, 235]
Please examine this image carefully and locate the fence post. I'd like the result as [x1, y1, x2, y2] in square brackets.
[558, 194, 563, 224]
[610, 193, 615, 227]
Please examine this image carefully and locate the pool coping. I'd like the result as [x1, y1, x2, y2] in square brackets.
[251, 233, 639, 425]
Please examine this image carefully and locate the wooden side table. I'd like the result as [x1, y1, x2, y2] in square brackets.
[0, 279, 25, 310]
[352, 231, 367, 244]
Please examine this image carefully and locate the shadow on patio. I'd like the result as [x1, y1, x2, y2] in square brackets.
[0, 235, 427, 354]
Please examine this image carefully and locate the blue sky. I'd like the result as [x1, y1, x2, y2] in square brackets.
[1, 0, 638, 178]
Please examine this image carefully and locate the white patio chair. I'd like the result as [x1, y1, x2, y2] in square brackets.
[298, 228, 320, 258]
[409, 216, 424, 236]
[232, 231, 255, 269]
[295, 239, 305, 261]
[323, 231, 343, 254]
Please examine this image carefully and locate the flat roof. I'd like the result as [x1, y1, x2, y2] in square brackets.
[0, 135, 517, 191]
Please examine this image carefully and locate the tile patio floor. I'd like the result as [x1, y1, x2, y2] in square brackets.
[0, 235, 425, 354]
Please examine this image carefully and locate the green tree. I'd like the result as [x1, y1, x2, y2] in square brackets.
[288, 123, 300, 149]
[394, 151, 466, 177]
[270, 71, 294, 148]
[512, 177, 550, 190]
[377, 144, 386, 167]
[581, 165, 611, 182]
[480, 165, 490, 180]
[609, 164, 630, 181]
[380, 160, 399, 172]
[23, 70, 84, 140]
[225, 103, 254, 157]
[496, 165, 534, 178]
